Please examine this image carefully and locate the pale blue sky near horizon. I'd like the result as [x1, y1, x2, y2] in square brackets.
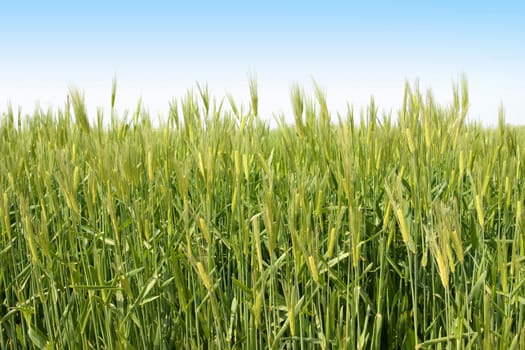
[1, 1, 524, 125]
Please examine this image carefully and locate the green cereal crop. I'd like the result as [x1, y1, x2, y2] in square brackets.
[1, 78, 524, 349]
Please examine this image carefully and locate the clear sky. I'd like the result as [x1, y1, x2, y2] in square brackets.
[1, 1, 524, 125]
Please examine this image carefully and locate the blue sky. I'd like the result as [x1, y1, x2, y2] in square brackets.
[1, 1, 524, 125]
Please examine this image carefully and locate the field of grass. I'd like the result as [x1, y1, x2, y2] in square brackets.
[1, 79, 524, 349]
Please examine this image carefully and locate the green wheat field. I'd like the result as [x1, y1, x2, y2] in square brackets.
[1, 79, 524, 349]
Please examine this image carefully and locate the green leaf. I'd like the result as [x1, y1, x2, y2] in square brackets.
[28, 327, 48, 349]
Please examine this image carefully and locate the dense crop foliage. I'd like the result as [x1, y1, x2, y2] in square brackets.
[1, 80, 524, 349]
